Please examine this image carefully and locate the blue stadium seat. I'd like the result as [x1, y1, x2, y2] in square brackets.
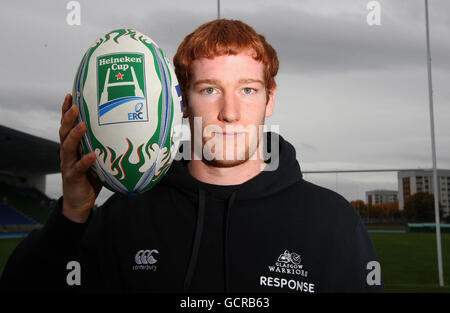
[0, 204, 37, 226]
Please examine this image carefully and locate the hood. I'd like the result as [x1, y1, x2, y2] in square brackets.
[159, 131, 303, 292]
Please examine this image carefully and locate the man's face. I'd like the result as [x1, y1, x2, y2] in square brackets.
[185, 50, 276, 167]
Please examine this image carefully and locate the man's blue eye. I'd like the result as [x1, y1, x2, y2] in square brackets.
[243, 88, 255, 95]
[204, 88, 215, 94]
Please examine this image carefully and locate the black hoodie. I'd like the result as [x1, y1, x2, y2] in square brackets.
[0, 133, 384, 293]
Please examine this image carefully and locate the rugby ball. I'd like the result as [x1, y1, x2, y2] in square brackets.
[72, 29, 183, 195]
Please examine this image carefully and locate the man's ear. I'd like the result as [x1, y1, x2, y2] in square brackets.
[265, 87, 276, 118]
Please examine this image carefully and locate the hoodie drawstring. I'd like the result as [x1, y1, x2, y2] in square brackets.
[224, 190, 237, 292]
[183, 188, 206, 292]
[183, 188, 238, 292]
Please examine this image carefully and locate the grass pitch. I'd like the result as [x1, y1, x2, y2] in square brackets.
[370, 232, 450, 293]
[0, 237, 23, 279]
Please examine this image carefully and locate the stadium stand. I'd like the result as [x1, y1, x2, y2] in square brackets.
[0, 183, 52, 224]
[0, 125, 60, 233]
[0, 204, 37, 226]
[0, 182, 52, 225]
[0, 125, 60, 176]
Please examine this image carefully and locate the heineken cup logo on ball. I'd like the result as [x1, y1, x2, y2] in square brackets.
[97, 53, 149, 125]
[73, 29, 183, 195]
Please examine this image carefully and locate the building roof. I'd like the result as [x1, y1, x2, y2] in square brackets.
[398, 169, 450, 176]
[366, 189, 398, 194]
[0, 125, 60, 176]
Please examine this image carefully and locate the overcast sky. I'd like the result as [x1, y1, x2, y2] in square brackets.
[0, 0, 449, 205]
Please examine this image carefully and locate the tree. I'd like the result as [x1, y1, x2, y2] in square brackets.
[351, 200, 367, 217]
[403, 192, 442, 222]
[379, 202, 400, 219]
[351, 200, 401, 220]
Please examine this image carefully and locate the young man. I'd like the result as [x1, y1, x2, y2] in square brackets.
[0, 19, 384, 293]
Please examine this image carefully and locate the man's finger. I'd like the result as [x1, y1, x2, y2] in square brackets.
[87, 170, 103, 197]
[61, 121, 86, 170]
[59, 105, 79, 144]
[69, 152, 97, 182]
[60, 94, 72, 124]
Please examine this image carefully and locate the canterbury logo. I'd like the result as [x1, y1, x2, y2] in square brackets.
[135, 249, 159, 265]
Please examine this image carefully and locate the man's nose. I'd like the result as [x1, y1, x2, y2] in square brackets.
[218, 92, 240, 123]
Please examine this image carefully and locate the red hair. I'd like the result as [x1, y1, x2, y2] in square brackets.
[173, 19, 279, 105]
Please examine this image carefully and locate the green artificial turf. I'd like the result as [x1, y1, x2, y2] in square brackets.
[370, 232, 450, 292]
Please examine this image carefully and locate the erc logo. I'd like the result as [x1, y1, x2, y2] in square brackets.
[96, 52, 149, 126]
[129, 102, 144, 121]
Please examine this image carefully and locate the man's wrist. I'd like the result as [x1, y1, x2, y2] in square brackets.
[61, 198, 92, 223]
[39, 197, 92, 249]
